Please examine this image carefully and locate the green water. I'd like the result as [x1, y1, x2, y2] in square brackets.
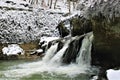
[0, 60, 95, 80]
[21, 73, 90, 80]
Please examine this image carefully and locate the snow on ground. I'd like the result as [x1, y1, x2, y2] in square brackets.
[0, 0, 81, 43]
[0, 0, 30, 10]
[46, 0, 78, 14]
[0, 6, 61, 43]
[2, 44, 24, 56]
[76, 0, 120, 18]
[40, 37, 59, 43]
[60, 11, 80, 21]
[31, 0, 77, 14]
[47, 0, 69, 14]
[107, 69, 120, 80]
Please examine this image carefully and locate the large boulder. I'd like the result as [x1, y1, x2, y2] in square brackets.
[77, 0, 120, 67]
[57, 15, 92, 37]
[56, 22, 69, 37]
[70, 17, 92, 36]
[92, 14, 120, 67]
[82, 0, 120, 67]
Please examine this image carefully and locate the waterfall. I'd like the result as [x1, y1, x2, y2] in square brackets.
[49, 40, 71, 65]
[76, 33, 93, 66]
[1, 33, 94, 79]
[42, 43, 59, 62]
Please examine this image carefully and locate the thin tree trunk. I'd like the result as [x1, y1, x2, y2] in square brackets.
[36, 0, 38, 4]
[47, 0, 50, 6]
[49, 0, 53, 9]
[73, 2, 75, 10]
[54, 0, 58, 9]
[31, 0, 34, 5]
[41, 0, 44, 6]
[68, 0, 71, 14]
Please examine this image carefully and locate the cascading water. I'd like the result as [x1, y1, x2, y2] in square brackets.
[0, 33, 94, 79]
[76, 33, 93, 66]
[49, 40, 71, 65]
[42, 43, 59, 62]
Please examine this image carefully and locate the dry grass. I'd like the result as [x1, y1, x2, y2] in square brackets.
[19, 41, 39, 51]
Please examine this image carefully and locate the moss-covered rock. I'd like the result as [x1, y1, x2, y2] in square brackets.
[62, 35, 84, 64]
[91, 13, 120, 67]
[57, 22, 69, 37]
[0, 43, 4, 59]
[76, 0, 120, 68]
[57, 16, 92, 37]
[70, 17, 92, 36]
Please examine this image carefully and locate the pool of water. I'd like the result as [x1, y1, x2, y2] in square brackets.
[0, 60, 98, 80]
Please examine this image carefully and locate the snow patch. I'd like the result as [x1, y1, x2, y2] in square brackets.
[40, 37, 59, 47]
[2, 44, 24, 56]
[107, 69, 120, 80]
[0, 8, 61, 43]
[0, 0, 30, 10]
[36, 49, 43, 53]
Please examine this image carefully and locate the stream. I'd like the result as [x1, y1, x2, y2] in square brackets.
[0, 33, 98, 80]
[0, 60, 97, 80]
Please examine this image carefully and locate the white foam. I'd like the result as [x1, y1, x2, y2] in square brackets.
[76, 33, 93, 66]
[42, 43, 59, 62]
[3, 61, 88, 78]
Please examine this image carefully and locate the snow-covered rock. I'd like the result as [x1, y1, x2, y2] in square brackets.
[76, 0, 120, 18]
[39, 37, 60, 53]
[30, 49, 43, 55]
[39, 37, 59, 47]
[2, 44, 24, 56]
[107, 69, 120, 80]
[36, 49, 43, 53]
